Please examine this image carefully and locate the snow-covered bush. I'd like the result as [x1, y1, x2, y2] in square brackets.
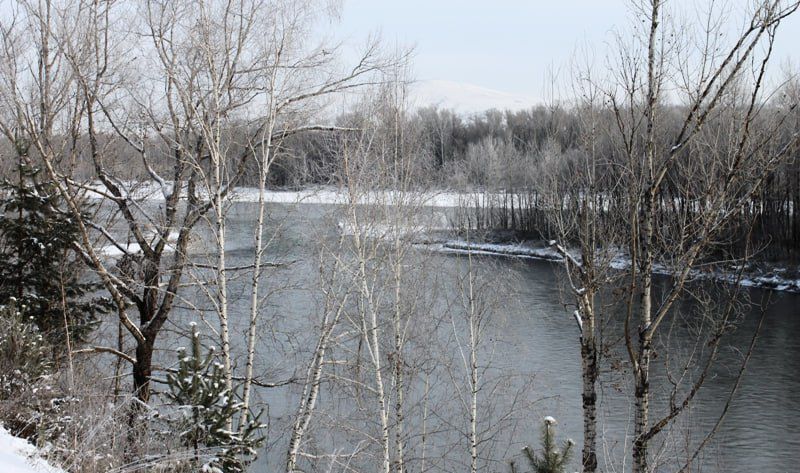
[0, 301, 64, 454]
[0, 302, 51, 400]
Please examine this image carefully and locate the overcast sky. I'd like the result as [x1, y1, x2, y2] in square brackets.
[333, 0, 800, 102]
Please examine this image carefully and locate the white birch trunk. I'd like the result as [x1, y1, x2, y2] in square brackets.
[285, 297, 343, 472]
[240, 88, 277, 430]
[348, 190, 392, 473]
[467, 253, 479, 473]
[392, 239, 406, 473]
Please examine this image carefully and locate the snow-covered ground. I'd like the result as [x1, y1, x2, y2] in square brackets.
[425, 240, 564, 261]
[229, 186, 476, 208]
[98, 230, 180, 258]
[83, 181, 499, 209]
[0, 427, 64, 473]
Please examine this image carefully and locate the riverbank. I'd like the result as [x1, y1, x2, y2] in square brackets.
[420, 238, 800, 294]
[81, 181, 800, 294]
[84, 182, 488, 208]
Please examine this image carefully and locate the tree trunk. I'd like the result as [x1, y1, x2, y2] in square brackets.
[392, 227, 406, 473]
[580, 332, 598, 472]
[469, 333, 478, 473]
[216, 197, 231, 390]
[632, 331, 652, 473]
[285, 308, 338, 472]
[370, 307, 392, 473]
[133, 338, 154, 403]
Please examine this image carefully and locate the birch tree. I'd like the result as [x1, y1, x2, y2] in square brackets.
[239, 0, 378, 430]
[601, 2, 800, 471]
[456, 249, 486, 473]
[282, 71, 450, 472]
[538, 81, 624, 472]
[0, 0, 388, 410]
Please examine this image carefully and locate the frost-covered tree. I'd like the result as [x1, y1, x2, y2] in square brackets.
[164, 324, 264, 473]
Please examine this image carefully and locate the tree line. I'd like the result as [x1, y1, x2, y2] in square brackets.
[0, 0, 798, 473]
[270, 94, 799, 262]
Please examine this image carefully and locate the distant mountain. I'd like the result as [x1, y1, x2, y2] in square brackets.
[409, 80, 540, 115]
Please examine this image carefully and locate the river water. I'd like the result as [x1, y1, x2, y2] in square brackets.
[166, 200, 799, 472]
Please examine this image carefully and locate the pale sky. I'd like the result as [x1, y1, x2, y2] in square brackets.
[333, 0, 800, 102]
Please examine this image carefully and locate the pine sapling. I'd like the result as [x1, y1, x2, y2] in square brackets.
[164, 323, 265, 473]
[511, 416, 574, 473]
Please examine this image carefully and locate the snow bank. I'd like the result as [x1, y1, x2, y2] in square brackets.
[229, 187, 499, 208]
[0, 427, 65, 473]
[425, 240, 800, 294]
[427, 240, 563, 261]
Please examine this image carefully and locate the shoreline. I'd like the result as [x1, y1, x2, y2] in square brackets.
[82, 181, 799, 294]
[420, 239, 800, 295]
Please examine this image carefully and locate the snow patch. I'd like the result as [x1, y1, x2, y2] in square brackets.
[0, 426, 65, 473]
[426, 240, 563, 261]
[98, 230, 180, 258]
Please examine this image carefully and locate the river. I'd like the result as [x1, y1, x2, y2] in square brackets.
[162, 199, 799, 472]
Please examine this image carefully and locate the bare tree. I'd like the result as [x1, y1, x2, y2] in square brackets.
[282, 69, 471, 472]
[538, 79, 625, 472]
[599, 2, 800, 471]
[0, 0, 388, 412]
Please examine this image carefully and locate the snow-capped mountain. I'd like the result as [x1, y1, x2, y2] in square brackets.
[409, 79, 540, 115]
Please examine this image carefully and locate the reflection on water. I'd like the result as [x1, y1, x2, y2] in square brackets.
[178, 201, 799, 472]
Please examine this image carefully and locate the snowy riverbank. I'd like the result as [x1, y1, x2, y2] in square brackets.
[423, 239, 800, 294]
[84, 181, 491, 208]
[80, 181, 799, 293]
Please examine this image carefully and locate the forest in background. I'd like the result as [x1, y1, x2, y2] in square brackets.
[9, 97, 794, 263]
[0, 0, 799, 473]
[269, 100, 800, 263]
